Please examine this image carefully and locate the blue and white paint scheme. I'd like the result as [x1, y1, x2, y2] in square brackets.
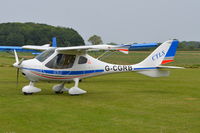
[13, 39, 182, 95]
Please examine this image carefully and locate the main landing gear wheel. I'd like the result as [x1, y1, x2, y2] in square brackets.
[52, 82, 68, 94]
[68, 78, 87, 95]
[55, 91, 64, 94]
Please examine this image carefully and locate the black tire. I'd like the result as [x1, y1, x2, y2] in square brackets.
[23, 92, 33, 95]
[55, 91, 64, 94]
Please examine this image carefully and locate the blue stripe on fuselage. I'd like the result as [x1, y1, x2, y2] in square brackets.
[22, 67, 159, 75]
[22, 67, 104, 75]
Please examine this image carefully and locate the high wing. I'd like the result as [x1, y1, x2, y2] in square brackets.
[56, 43, 158, 54]
[22, 42, 157, 54]
[56, 44, 129, 54]
[22, 44, 51, 51]
[22, 37, 57, 51]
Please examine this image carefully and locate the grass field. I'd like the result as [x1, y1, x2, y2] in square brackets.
[0, 51, 200, 133]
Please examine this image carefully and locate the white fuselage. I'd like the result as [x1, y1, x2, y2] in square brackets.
[20, 53, 151, 82]
[13, 40, 180, 95]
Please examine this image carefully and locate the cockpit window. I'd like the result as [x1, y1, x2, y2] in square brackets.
[36, 48, 55, 62]
[78, 56, 88, 64]
[45, 54, 76, 69]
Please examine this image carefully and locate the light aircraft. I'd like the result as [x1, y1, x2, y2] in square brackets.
[13, 39, 182, 95]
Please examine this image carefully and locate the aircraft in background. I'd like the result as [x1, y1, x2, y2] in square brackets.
[13, 39, 182, 95]
[0, 37, 57, 54]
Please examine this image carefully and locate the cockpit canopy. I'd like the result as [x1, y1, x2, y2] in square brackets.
[45, 54, 76, 69]
[35, 48, 55, 62]
[35, 48, 88, 69]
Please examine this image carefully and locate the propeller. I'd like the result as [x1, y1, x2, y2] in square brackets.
[17, 67, 19, 86]
[13, 50, 24, 86]
[13, 50, 19, 67]
[16, 58, 24, 85]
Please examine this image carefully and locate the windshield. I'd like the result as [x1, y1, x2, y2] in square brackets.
[35, 48, 55, 62]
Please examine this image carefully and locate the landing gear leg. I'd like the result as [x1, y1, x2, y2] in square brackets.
[52, 82, 69, 94]
[22, 81, 41, 95]
[68, 78, 87, 95]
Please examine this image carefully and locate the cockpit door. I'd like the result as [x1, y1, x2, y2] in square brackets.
[45, 54, 76, 69]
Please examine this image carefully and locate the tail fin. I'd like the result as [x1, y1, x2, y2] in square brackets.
[52, 37, 57, 47]
[136, 40, 179, 67]
[161, 40, 178, 64]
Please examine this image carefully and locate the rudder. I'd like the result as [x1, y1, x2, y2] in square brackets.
[161, 40, 178, 64]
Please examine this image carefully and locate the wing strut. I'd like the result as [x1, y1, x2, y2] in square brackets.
[97, 51, 118, 60]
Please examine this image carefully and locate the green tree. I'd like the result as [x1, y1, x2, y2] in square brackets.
[6, 33, 24, 46]
[88, 35, 103, 45]
[0, 22, 85, 46]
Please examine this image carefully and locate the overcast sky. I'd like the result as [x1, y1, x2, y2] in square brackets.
[0, 0, 200, 43]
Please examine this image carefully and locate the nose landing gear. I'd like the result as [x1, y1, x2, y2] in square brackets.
[22, 81, 41, 95]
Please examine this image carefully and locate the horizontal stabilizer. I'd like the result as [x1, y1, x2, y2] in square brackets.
[158, 66, 184, 69]
[137, 70, 170, 77]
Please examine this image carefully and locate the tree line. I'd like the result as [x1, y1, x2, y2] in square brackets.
[88, 35, 200, 51]
[0, 22, 199, 51]
[178, 41, 200, 50]
[155, 41, 200, 51]
[0, 22, 85, 46]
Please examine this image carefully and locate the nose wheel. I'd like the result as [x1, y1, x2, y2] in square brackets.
[22, 81, 41, 95]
